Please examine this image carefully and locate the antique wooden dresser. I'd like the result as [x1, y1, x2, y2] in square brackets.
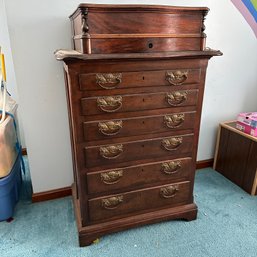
[55, 4, 222, 246]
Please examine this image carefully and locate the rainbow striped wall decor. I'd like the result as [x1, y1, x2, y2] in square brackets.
[231, 0, 257, 37]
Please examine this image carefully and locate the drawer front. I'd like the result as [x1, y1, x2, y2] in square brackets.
[84, 134, 194, 168]
[87, 157, 192, 194]
[81, 90, 198, 116]
[83, 112, 196, 141]
[88, 181, 191, 222]
[90, 38, 202, 54]
[88, 12, 203, 35]
[79, 69, 200, 91]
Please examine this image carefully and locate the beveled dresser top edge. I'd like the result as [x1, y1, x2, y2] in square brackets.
[70, 4, 209, 18]
[54, 49, 222, 62]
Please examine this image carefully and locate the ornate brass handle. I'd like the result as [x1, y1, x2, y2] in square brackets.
[167, 91, 188, 106]
[164, 114, 185, 128]
[98, 120, 123, 136]
[162, 137, 183, 151]
[161, 161, 182, 174]
[102, 196, 123, 209]
[160, 185, 179, 198]
[100, 144, 123, 159]
[101, 170, 123, 184]
[97, 96, 122, 113]
[166, 70, 188, 85]
[96, 73, 122, 89]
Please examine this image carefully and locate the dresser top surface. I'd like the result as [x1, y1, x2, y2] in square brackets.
[55, 49, 222, 62]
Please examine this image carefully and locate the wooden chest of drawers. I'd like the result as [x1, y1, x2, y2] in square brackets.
[55, 4, 221, 246]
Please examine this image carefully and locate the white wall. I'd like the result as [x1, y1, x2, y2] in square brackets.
[0, 0, 26, 147]
[4, 0, 257, 193]
[0, 0, 17, 99]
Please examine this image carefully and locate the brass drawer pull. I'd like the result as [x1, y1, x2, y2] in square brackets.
[160, 185, 179, 198]
[96, 73, 122, 89]
[100, 144, 123, 159]
[98, 120, 123, 136]
[102, 196, 123, 210]
[97, 96, 122, 113]
[164, 114, 185, 128]
[162, 137, 183, 151]
[101, 170, 123, 184]
[166, 70, 188, 85]
[167, 91, 188, 106]
[161, 161, 182, 174]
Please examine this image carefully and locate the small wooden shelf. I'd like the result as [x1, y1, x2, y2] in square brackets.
[214, 121, 257, 196]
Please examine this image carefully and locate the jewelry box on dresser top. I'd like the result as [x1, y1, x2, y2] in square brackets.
[55, 4, 222, 246]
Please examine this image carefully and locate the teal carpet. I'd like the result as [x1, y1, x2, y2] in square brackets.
[1, 158, 257, 257]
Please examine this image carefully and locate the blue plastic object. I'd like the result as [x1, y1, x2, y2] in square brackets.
[0, 154, 22, 221]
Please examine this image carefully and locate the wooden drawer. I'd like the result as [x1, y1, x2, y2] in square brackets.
[84, 134, 194, 168]
[88, 181, 191, 222]
[87, 157, 192, 194]
[86, 9, 204, 35]
[79, 69, 201, 91]
[86, 38, 202, 54]
[81, 90, 198, 116]
[83, 111, 196, 141]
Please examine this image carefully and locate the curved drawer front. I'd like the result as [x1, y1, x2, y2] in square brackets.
[87, 158, 192, 194]
[83, 112, 196, 141]
[84, 134, 194, 168]
[79, 69, 200, 91]
[88, 181, 191, 222]
[81, 90, 198, 116]
[90, 38, 202, 54]
[88, 12, 203, 35]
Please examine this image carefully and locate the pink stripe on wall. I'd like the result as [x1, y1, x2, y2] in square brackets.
[231, 0, 257, 37]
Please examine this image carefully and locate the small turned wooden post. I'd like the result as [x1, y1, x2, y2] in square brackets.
[81, 9, 91, 54]
[201, 9, 209, 50]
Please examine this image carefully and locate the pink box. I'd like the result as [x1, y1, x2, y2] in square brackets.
[236, 112, 257, 137]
